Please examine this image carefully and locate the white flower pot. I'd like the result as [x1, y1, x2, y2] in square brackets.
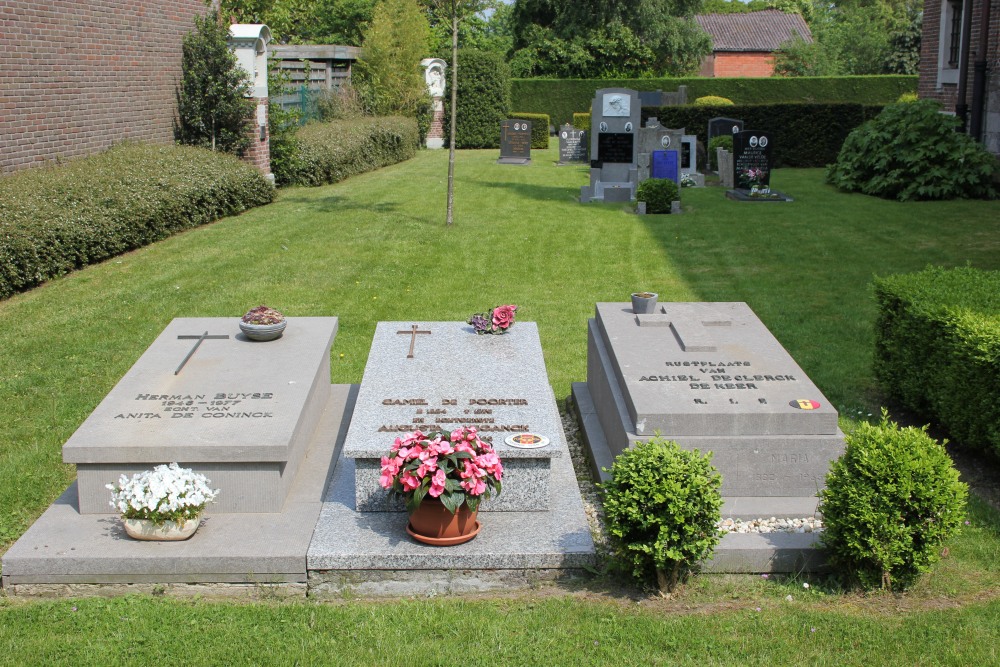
[123, 515, 201, 541]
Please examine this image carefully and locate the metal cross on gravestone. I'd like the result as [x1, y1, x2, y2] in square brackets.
[175, 332, 230, 375]
[397, 324, 431, 359]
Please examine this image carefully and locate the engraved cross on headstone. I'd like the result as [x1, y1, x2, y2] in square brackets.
[175, 331, 230, 375]
[397, 324, 431, 359]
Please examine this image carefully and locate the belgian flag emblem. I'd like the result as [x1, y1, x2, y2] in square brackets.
[789, 399, 821, 410]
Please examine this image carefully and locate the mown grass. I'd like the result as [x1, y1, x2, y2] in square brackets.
[1, 146, 999, 663]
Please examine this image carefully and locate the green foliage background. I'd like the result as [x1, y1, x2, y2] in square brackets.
[442, 49, 512, 149]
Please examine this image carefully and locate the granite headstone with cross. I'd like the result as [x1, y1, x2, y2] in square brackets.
[557, 123, 588, 165]
[498, 119, 532, 165]
[343, 321, 564, 512]
[62, 317, 338, 513]
[578, 302, 844, 518]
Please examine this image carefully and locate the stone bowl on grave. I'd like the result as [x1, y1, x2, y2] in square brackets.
[631, 292, 659, 314]
[239, 319, 287, 341]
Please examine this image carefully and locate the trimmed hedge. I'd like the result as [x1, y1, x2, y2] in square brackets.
[282, 116, 419, 187]
[568, 103, 880, 167]
[513, 75, 916, 126]
[443, 49, 512, 149]
[510, 112, 551, 148]
[0, 143, 274, 300]
[873, 266, 1000, 457]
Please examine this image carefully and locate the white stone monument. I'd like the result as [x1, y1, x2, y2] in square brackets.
[421, 57, 447, 149]
[229, 24, 273, 181]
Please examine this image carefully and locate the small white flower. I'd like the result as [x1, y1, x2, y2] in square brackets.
[803, 583, 810, 589]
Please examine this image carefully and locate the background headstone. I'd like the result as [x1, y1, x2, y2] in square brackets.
[718, 149, 734, 188]
[708, 117, 744, 146]
[732, 130, 773, 190]
[557, 123, 588, 164]
[498, 120, 532, 165]
[580, 88, 641, 203]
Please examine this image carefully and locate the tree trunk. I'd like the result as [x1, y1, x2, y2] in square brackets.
[656, 564, 680, 595]
[445, 4, 458, 227]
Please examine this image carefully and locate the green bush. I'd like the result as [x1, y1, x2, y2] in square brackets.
[512, 75, 917, 126]
[442, 49, 512, 149]
[826, 100, 998, 201]
[636, 179, 679, 214]
[280, 116, 419, 187]
[601, 437, 722, 592]
[0, 143, 274, 300]
[819, 411, 967, 591]
[694, 95, 733, 106]
[707, 135, 733, 171]
[510, 112, 550, 148]
[873, 266, 1000, 457]
[572, 113, 591, 130]
[896, 91, 919, 103]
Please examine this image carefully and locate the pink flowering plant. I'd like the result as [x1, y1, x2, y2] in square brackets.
[739, 167, 767, 189]
[241, 305, 285, 325]
[468, 304, 518, 335]
[379, 427, 503, 514]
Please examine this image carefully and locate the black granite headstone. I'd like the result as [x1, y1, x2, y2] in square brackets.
[498, 120, 532, 165]
[707, 117, 744, 145]
[597, 133, 634, 165]
[558, 124, 588, 164]
[732, 130, 773, 190]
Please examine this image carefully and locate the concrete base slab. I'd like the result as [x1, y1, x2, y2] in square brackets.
[307, 423, 597, 596]
[1, 385, 356, 594]
[571, 382, 826, 573]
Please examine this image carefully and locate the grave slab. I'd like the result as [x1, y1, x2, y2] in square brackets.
[64, 317, 337, 514]
[1, 385, 355, 592]
[344, 322, 562, 512]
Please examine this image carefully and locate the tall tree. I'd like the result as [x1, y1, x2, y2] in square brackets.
[354, 0, 431, 117]
[175, 12, 254, 155]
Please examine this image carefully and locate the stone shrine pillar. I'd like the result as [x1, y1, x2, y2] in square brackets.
[229, 24, 273, 183]
[421, 58, 447, 149]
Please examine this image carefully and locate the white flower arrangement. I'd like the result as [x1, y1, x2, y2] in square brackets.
[680, 172, 697, 188]
[107, 463, 219, 525]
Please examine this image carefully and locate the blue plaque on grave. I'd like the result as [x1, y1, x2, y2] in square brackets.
[651, 150, 679, 184]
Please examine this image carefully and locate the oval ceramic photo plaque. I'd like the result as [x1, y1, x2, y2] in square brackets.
[505, 433, 551, 449]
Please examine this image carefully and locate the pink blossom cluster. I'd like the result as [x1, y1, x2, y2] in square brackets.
[378, 427, 503, 500]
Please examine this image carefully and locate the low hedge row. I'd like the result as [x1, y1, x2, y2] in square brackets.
[513, 75, 917, 126]
[282, 116, 419, 187]
[0, 143, 274, 300]
[510, 112, 550, 148]
[873, 266, 1000, 458]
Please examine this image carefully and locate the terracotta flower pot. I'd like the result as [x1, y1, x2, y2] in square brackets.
[406, 497, 480, 546]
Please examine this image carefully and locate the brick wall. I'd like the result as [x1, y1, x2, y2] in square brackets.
[0, 1, 212, 174]
[712, 52, 775, 78]
[243, 98, 271, 176]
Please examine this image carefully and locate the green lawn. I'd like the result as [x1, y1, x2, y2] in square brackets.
[1, 146, 999, 664]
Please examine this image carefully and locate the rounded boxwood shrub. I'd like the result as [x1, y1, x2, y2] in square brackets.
[818, 410, 968, 591]
[601, 437, 722, 593]
[826, 99, 998, 201]
[694, 95, 734, 106]
[636, 178, 679, 214]
[707, 135, 734, 171]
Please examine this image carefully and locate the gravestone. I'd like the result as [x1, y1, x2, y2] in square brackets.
[498, 120, 532, 165]
[681, 135, 697, 173]
[707, 117, 744, 146]
[577, 302, 844, 519]
[580, 88, 641, 203]
[718, 149, 734, 188]
[636, 119, 684, 183]
[557, 123, 588, 164]
[732, 130, 773, 191]
[650, 150, 679, 183]
[62, 318, 338, 514]
[342, 322, 563, 512]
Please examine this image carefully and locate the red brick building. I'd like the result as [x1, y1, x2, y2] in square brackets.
[696, 10, 812, 78]
[0, 1, 214, 174]
[918, 0, 999, 155]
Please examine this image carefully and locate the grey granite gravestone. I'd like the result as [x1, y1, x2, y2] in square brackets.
[343, 322, 563, 512]
[637, 119, 684, 183]
[498, 119, 532, 165]
[576, 302, 844, 518]
[580, 88, 641, 203]
[718, 149, 734, 188]
[63, 317, 338, 514]
[557, 123, 588, 165]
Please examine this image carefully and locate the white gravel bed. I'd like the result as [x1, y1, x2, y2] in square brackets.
[717, 517, 823, 534]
